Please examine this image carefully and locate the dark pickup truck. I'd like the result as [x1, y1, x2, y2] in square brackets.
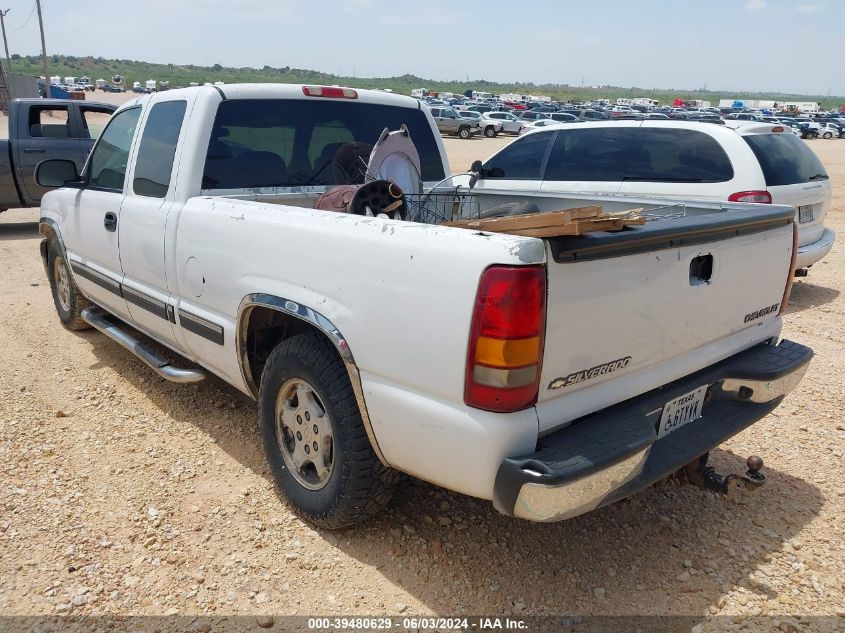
[0, 98, 116, 212]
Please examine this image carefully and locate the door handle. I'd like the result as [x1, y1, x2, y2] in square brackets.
[23, 148, 46, 153]
[104, 212, 117, 232]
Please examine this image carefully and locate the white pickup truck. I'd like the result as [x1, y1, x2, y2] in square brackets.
[37, 84, 812, 528]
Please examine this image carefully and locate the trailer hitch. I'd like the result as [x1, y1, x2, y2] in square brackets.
[678, 453, 765, 500]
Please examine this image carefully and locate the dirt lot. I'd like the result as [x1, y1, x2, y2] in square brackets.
[0, 135, 843, 626]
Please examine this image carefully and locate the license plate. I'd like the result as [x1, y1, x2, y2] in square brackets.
[657, 385, 708, 439]
[798, 205, 814, 224]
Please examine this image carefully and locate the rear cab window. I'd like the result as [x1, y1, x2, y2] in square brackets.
[202, 99, 445, 189]
[742, 133, 828, 186]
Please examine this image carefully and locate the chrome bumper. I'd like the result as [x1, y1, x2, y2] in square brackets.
[795, 227, 835, 269]
[494, 340, 812, 522]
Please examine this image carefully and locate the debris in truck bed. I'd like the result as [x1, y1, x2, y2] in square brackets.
[441, 206, 646, 237]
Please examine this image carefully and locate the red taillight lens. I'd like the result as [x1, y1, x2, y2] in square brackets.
[728, 191, 772, 204]
[302, 86, 358, 99]
[772, 126, 784, 133]
[465, 265, 546, 413]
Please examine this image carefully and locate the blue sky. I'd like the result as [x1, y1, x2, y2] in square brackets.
[3, 0, 842, 96]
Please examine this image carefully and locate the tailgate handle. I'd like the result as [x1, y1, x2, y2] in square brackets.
[689, 254, 713, 286]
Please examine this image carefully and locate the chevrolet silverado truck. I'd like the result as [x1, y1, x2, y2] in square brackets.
[37, 84, 812, 528]
[0, 98, 116, 213]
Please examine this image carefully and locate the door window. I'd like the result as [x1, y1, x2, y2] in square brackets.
[87, 107, 142, 191]
[544, 127, 638, 181]
[79, 107, 117, 140]
[483, 131, 552, 180]
[28, 107, 71, 139]
[133, 101, 188, 198]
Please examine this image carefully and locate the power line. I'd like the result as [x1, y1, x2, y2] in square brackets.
[11, 2, 36, 31]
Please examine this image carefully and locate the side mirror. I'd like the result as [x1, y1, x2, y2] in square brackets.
[35, 159, 81, 188]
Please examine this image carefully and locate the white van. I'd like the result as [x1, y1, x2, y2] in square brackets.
[469, 120, 834, 272]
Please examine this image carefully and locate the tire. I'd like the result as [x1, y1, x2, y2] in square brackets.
[484, 126, 497, 138]
[47, 240, 90, 330]
[823, 132, 833, 139]
[258, 332, 400, 529]
[458, 127, 471, 140]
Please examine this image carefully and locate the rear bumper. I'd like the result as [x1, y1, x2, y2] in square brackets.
[493, 340, 812, 522]
[795, 227, 835, 269]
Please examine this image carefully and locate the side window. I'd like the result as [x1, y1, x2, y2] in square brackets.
[483, 131, 552, 180]
[133, 101, 188, 198]
[28, 107, 71, 139]
[87, 107, 142, 191]
[624, 128, 734, 183]
[80, 107, 117, 140]
[544, 127, 638, 182]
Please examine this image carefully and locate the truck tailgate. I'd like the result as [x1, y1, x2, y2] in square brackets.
[535, 205, 796, 434]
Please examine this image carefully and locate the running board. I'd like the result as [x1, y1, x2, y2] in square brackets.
[81, 307, 207, 384]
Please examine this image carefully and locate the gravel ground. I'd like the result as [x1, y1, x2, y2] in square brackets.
[0, 137, 843, 627]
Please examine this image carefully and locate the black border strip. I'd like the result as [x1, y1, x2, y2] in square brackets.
[122, 286, 169, 321]
[69, 261, 122, 296]
[548, 208, 795, 263]
[178, 309, 224, 345]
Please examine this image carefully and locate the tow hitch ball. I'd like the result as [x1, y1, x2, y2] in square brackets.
[679, 453, 766, 500]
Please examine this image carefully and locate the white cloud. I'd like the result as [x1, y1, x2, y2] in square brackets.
[797, 3, 824, 13]
[746, 0, 767, 10]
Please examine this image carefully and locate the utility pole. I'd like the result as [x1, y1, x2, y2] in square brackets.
[36, 0, 48, 97]
[0, 10, 10, 72]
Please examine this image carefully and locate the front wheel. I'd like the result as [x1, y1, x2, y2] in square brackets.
[822, 132, 833, 139]
[458, 127, 471, 139]
[484, 126, 497, 138]
[258, 333, 400, 529]
[47, 241, 90, 330]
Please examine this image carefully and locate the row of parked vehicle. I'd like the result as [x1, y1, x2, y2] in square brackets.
[421, 95, 845, 141]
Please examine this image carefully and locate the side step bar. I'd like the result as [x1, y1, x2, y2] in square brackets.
[81, 307, 206, 384]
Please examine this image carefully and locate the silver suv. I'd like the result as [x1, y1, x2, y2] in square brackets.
[428, 107, 480, 139]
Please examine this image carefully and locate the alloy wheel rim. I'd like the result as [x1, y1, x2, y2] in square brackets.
[54, 257, 70, 312]
[274, 378, 334, 490]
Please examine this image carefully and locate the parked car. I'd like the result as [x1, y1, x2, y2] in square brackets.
[467, 119, 833, 273]
[818, 122, 841, 139]
[428, 106, 480, 139]
[571, 109, 609, 122]
[36, 84, 811, 528]
[516, 110, 550, 122]
[548, 112, 580, 123]
[485, 111, 525, 135]
[518, 119, 565, 135]
[0, 98, 116, 213]
[458, 110, 504, 137]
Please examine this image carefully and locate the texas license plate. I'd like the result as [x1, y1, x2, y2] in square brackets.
[799, 205, 814, 223]
[657, 386, 708, 439]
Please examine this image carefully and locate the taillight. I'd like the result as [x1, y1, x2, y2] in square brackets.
[772, 126, 784, 133]
[728, 191, 772, 204]
[302, 86, 358, 99]
[465, 265, 546, 413]
[780, 222, 798, 315]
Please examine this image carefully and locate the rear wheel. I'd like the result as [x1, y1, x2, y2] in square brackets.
[458, 127, 471, 140]
[822, 131, 833, 139]
[484, 126, 497, 138]
[47, 241, 90, 330]
[258, 332, 400, 528]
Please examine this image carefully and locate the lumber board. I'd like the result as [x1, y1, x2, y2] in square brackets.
[443, 205, 602, 231]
